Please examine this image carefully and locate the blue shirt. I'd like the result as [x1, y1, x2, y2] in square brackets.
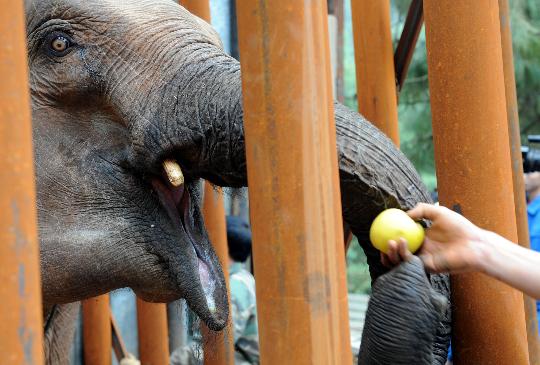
[527, 195, 540, 329]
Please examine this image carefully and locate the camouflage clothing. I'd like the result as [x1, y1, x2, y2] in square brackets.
[229, 262, 259, 364]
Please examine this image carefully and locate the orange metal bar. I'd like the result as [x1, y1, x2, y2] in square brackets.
[0, 1, 45, 364]
[137, 299, 169, 365]
[424, 1, 529, 364]
[236, 1, 352, 364]
[201, 184, 234, 365]
[499, 0, 540, 362]
[179, 0, 210, 20]
[351, 0, 400, 145]
[82, 295, 112, 365]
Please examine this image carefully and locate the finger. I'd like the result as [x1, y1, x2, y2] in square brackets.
[380, 252, 392, 268]
[407, 203, 440, 221]
[397, 238, 413, 261]
[387, 240, 400, 264]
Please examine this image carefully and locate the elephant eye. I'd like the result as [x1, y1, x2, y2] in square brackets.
[51, 36, 69, 52]
[45, 32, 74, 57]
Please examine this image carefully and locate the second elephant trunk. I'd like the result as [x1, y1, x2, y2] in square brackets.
[334, 104, 450, 365]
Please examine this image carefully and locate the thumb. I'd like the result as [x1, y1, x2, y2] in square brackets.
[407, 203, 440, 222]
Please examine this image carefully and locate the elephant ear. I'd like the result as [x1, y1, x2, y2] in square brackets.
[357, 256, 447, 365]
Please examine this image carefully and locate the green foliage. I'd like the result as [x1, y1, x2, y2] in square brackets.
[346, 238, 372, 294]
[342, 0, 357, 112]
[512, 0, 540, 139]
[395, 29, 436, 190]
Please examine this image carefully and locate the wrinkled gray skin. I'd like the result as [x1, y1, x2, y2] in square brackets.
[358, 256, 448, 365]
[25, 0, 450, 363]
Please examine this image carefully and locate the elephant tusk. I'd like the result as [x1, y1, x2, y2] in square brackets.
[163, 159, 184, 187]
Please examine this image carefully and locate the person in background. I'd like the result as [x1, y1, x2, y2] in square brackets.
[525, 171, 540, 333]
[226, 216, 260, 364]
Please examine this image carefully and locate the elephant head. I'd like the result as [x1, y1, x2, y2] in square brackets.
[28, 0, 238, 330]
[25, 0, 450, 362]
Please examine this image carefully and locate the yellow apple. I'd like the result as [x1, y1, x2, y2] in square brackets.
[369, 208, 425, 254]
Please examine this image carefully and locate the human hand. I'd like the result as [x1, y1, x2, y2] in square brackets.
[381, 203, 488, 274]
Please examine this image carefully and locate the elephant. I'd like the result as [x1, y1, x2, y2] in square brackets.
[23, 0, 451, 363]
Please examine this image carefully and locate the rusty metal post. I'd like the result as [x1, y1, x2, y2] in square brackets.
[201, 184, 235, 365]
[137, 299, 169, 365]
[179, 0, 210, 19]
[423, 1, 529, 364]
[328, 0, 345, 100]
[82, 295, 112, 365]
[351, 0, 400, 145]
[0, 1, 45, 364]
[499, 0, 540, 362]
[236, 2, 352, 364]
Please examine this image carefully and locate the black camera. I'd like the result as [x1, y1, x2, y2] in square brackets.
[522, 135, 540, 173]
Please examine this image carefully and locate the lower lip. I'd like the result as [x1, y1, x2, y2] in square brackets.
[198, 259, 216, 313]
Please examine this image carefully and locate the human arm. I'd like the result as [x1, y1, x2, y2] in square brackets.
[479, 229, 540, 299]
[384, 203, 540, 300]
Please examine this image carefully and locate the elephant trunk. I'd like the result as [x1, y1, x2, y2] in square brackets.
[168, 55, 247, 187]
[115, 42, 247, 186]
[358, 256, 448, 365]
[333, 104, 450, 364]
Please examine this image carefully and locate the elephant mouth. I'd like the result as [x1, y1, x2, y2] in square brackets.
[150, 167, 227, 330]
